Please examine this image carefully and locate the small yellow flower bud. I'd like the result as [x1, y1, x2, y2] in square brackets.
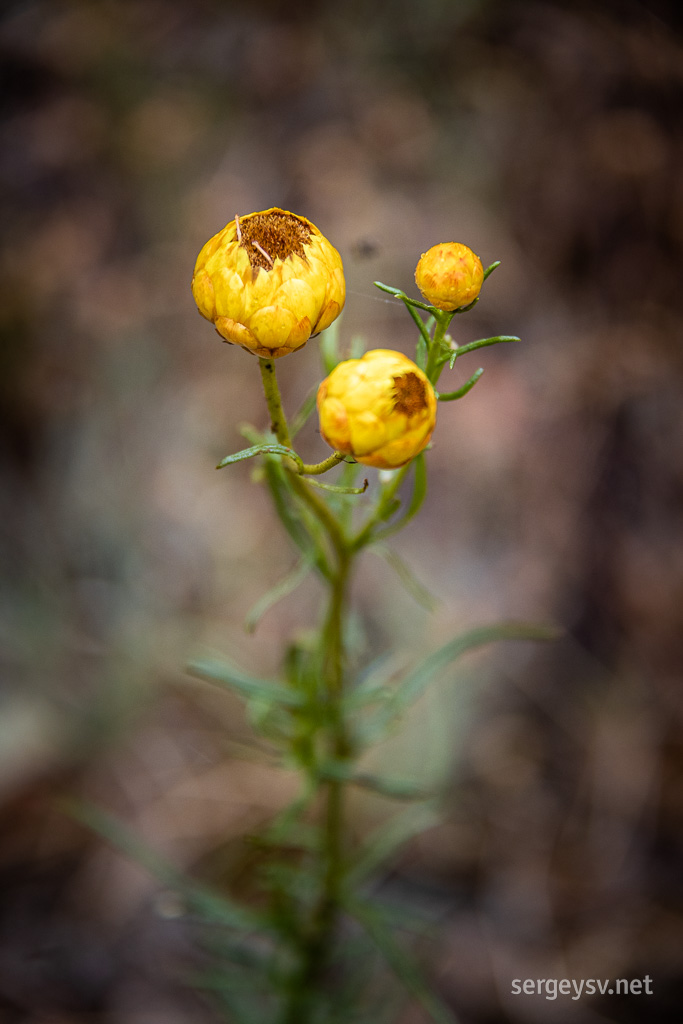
[317, 350, 437, 469]
[192, 208, 345, 358]
[415, 242, 484, 311]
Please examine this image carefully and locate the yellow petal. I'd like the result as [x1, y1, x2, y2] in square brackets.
[191, 270, 215, 321]
[349, 410, 386, 457]
[247, 304, 298, 352]
[314, 299, 341, 334]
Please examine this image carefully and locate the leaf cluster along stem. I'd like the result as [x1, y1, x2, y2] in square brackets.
[188, 261, 548, 1024]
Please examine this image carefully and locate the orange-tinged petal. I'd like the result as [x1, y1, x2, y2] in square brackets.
[314, 298, 341, 334]
[415, 242, 483, 311]
[214, 317, 258, 352]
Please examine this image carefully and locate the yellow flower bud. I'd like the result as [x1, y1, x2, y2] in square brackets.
[317, 350, 437, 469]
[191, 208, 345, 358]
[415, 242, 484, 311]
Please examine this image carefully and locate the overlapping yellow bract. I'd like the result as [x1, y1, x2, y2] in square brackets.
[415, 242, 483, 311]
[317, 350, 437, 469]
[192, 208, 345, 358]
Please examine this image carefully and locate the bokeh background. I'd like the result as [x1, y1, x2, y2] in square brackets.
[2, 0, 683, 1021]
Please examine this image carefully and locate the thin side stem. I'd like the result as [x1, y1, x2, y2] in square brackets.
[301, 451, 347, 475]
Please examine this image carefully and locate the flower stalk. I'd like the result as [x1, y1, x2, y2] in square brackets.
[188, 215, 549, 1023]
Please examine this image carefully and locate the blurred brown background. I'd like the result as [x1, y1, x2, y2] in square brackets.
[1, 0, 683, 1021]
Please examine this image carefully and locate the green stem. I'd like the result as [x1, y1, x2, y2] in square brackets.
[281, 551, 352, 1024]
[352, 462, 412, 551]
[256, 355, 352, 1022]
[301, 451, 347, 475]
[259, 357, 291, 447]
[425, 311, 454, 385]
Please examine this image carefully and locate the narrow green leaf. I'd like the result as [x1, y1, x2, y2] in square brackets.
[289, 387, 318, 439]
[191, 969, 272, 1024]
[260, 781, 319, 847]
[320, 317, 342, 374]
[263, 459, 331, 579]
[306, 476, 369, 495]
[377, 496, 401, 522]
[401, 297, 432, 349]
[350, 333, 366, 358]
[328, 458, 365, 528]
[64, 800, 265, 932]
[452, 335, 520, 358]
[345, 898, 460, 1024]
[245, 559, 312, 633]
[344, 651, 406, 710]
[374, 280, 434, 313]
[373, 453, 427, 542]
[319, 760, 434, 801]
[416, 333, 428, 371]
[375, 621, 560, 732]
[370, 544, 438, 611]
[348, 802, 441, 887]
[483, 260, 501, 281]
[437, 367, 484, 402]
[188, 656, 306, 708]
[217, 444, 304, 472]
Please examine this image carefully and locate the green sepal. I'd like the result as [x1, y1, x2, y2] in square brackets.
[216, 443, 304, 472]
[453, 296, 479, 314]
[483, 260, 501, 281]
[188, 656, 306, 708]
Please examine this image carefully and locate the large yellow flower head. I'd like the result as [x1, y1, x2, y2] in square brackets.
[317, 350, 437, 469]
[415, 242, 484, 311]
[192, 208, 345, 358]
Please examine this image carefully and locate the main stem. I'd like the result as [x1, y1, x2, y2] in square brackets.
[259, 357, 352, 1022]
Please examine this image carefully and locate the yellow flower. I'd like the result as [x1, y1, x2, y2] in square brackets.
[415, 242, 484, 311]
[191, 208, 345, 358]
[317, 350, 437, 469]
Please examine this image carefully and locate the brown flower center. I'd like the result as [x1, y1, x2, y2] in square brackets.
[392, 372, 428, 415]
[238, 211, 311, 271]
